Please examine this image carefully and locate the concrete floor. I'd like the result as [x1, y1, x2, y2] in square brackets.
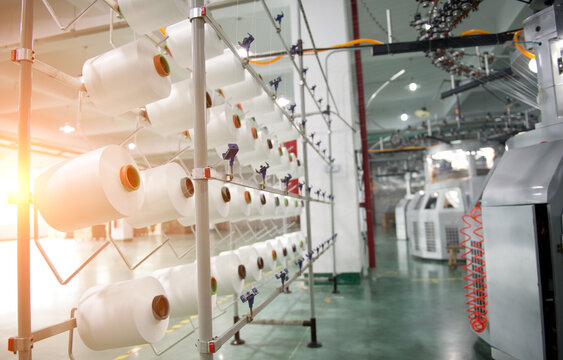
[1, 226, 491, 359]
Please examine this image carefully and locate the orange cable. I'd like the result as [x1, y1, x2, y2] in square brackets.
[249, 38, 384, 65]
[513, 30, 535, 59]
[458, 29, 490, 36]
[249, 56, 283, 65]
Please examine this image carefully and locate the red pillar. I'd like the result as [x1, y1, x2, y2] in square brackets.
[350, 0, 376, 268]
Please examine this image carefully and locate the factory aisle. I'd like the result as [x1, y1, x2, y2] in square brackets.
[1, 228, 490, 360]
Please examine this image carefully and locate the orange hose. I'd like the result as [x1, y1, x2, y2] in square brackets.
[249, 56, 283, 65]
[513, 30, 535, 59]
[458, 29, 490, 36]
[249, 38, 384, 65]
[329, 38, 384, 47]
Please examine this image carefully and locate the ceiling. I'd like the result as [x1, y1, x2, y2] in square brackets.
[0, 0, 536, 171]
[354, 0, 533, 134]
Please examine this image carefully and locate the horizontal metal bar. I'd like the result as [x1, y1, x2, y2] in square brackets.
[371, 31, 517, 56]
[367, 146, 428, 153]
[33, 60, 84, 90]
[210, 242, 334, 351]
[440, 68, 513, 99]
[32, 318, 76, 343]
[249, 318, 309, 326]
[207, 175, 331, 204]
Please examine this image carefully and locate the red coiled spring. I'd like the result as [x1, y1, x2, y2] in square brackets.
[460, 205, 488, 333]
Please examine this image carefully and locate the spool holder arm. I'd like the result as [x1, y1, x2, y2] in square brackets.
[202, 240, 334, 354]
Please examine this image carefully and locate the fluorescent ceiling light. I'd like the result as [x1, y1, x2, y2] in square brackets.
[59, 124, 75, 134]
[127, 143, 136, 150]
[390, 69, 406, 81]
[367, 69, 406, 108]
[408, 82, 418, 91]
[400, 113, 409, 121]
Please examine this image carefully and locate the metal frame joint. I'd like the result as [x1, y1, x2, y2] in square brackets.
[197, 339, 216, 354]
[7, 336, 33, 354]
[10, 48, 35, 63]
[189, 6, 206, 21]
[192, 167, 211, 180]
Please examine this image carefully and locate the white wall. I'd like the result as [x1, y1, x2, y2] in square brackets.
[290, 0, 364, 274]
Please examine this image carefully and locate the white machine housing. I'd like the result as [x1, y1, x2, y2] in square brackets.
[405, 191, 424, 257]
[409, 141, 493, 260]
[394, 196, 411, 240]
[475, 5, 563, 359]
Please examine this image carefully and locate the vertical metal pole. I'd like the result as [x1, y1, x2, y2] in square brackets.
[483, 52, 490, 76]
[328, 109, 339, 294]
[191, 1, 212, 359]
[297, 3, 321, 348]
[506, 106, 511, 129]
[283, 211, 291, 293]
[351, 0, 376, 268]
[386, 9, 393, 44]
[451, 74, 461, 129]
[17, 1, 33, 359]
[230, 222, 245, 345]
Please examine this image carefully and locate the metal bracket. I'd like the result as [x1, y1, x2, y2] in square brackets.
[197, 339, 215, 354]
[10, 48, 35, 63]
[189, 6, 207, 21]
[192, 167, 211, 180]
[7, 336, 33, 354]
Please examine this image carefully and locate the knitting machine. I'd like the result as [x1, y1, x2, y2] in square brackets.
[407, 141, 494, 260]
[471, 4, 563, 360]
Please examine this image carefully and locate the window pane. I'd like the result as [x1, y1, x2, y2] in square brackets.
[443, 188, 462, 209]
[424, 192, 439, 209]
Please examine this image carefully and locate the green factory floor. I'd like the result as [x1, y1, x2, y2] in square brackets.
[1, 226, 491, 359]
[206, 226, 492, 360]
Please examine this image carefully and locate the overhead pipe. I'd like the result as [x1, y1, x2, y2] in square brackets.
[245, 31, 518, 61]
[371, 31, 517, 56]
[350, 0, 376, 268]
